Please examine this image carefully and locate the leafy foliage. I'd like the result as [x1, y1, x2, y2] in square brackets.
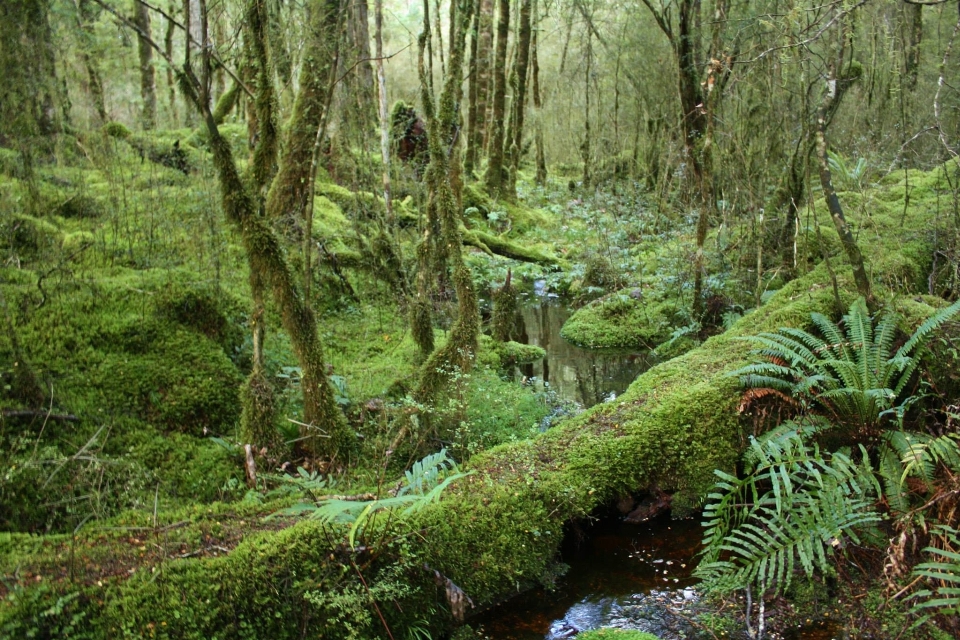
[912, 526, 960, 618]
[696, 432, 881, 595]
[274, 449, 472, 549]
[731, 297, 960, 434]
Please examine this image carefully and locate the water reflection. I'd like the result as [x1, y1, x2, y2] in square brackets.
[516, 298, 657, 408]
[472, 516, 702, 640]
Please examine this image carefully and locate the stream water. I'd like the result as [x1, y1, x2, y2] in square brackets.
[513, 297, 657, 407]
[475, 298, 842, 639]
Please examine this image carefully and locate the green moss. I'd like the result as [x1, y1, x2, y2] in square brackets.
[577, 630, 660, 640]
[2, 213, 62, 264]
[560, 292, 679, 349]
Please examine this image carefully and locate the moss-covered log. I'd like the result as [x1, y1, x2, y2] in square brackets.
[0, 266, 890, 638]
[462, 227, 561, 267]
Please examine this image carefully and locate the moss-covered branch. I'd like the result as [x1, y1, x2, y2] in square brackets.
[461, 227, 561, 267]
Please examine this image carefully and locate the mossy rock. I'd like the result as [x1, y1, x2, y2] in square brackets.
[496, 341, 546, 367]
[155, 282, 246, 358]
[102, 121, 132, 140]
[54, 194, 103, 219]
[2, 213, 61, 263]
[561, 292, 678, 349]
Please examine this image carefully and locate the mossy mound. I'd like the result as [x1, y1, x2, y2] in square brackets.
[0, 269, 244, 436]
[561, 291, 680, 349]
[2, 213, 62, 264]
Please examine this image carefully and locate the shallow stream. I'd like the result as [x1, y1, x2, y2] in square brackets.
[477, 298, 841, 639]
[513, 297, 656, 407]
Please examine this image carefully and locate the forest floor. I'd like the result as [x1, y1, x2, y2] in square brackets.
[2, 129, 959, 638]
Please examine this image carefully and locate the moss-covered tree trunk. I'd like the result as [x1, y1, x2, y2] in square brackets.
[133, 0, 157, 129]
[904, 3, 923, 91]
[816, 66, 873, 308]
[463, 0, 483, 177]
[174, 0, 353, 458]
[505, 0, 531, 197]
[531, 0, 546, 185]
[483, 0, 510, 197]
[265, 0, 342, 236]
[415, 0, 479, 408]
[164, 3, 179, 125]
[76, 0, 108, 125]
[581, 30, 592, 188]
[192, 93, 353, 458]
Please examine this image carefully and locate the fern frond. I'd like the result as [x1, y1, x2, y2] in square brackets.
[896, 298, 960, 361]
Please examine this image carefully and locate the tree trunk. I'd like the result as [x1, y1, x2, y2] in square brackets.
[816, 66, 873, 307]
[165, 2, 178, 125]
[581, 31, 592, 188]
[415, 0, 479, 409]
[247, 0, 279, 191]
[75, 0, 108, 125]
[134, 0, 157, 129]
[375, 0, 393, 221]
[180, 66, 354, 459]
[904, 3, 922, 91]
[505, 0, 531, 196]
[483, 0, 510, 197]
[463, 0, 483, 177]
[266, 0, 342, 235]
[531, 0, 545, 185]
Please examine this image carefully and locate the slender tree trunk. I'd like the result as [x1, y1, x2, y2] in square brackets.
[179, 63, 354, 459]
[816, 65, 873, 307]
[463, 0, 483, 176]
[475, 0, 494, 151]
[531, 0, 545, 185]
[75, 0, 108, 124]
[904, 3, 922, 91]
[374, 0, 393, 221]
[134, 0, 157, 129]
[505, 0, 531, 196]
[415, 0, 479, 408]
[483, 0, 510, 196]
[165, 2, 178, 125]
[581, 31, 592, 188]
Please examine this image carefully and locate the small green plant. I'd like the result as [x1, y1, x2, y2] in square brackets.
[274, 449, 472, 549]
[731, 297, 960, 435]
[696, 431, 881, 638]
[912, 525, 960, 619]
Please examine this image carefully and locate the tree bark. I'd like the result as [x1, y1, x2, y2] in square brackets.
[134, 0, 157, 129]
[180, 66, 354, 459]
[505, 0, 531, 196]
[483, 0, 510, 197]
[904, 3, 922, 91]
[375, 0, 393, 222]
[463, 0, 483, 177]
[76, 0, 108, 124]
[531, 0, 545, 185]
[415, 0, 480, 408]
[265, 0, 342, 235]
[816, 67, 873, 307]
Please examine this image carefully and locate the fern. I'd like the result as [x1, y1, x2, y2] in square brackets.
[274, 449, 472, 549]
[730, 297, 960, 434]
[912, 526, 960, 618]
[877, 432, 960, 518]
[697, 432, 881, 596]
